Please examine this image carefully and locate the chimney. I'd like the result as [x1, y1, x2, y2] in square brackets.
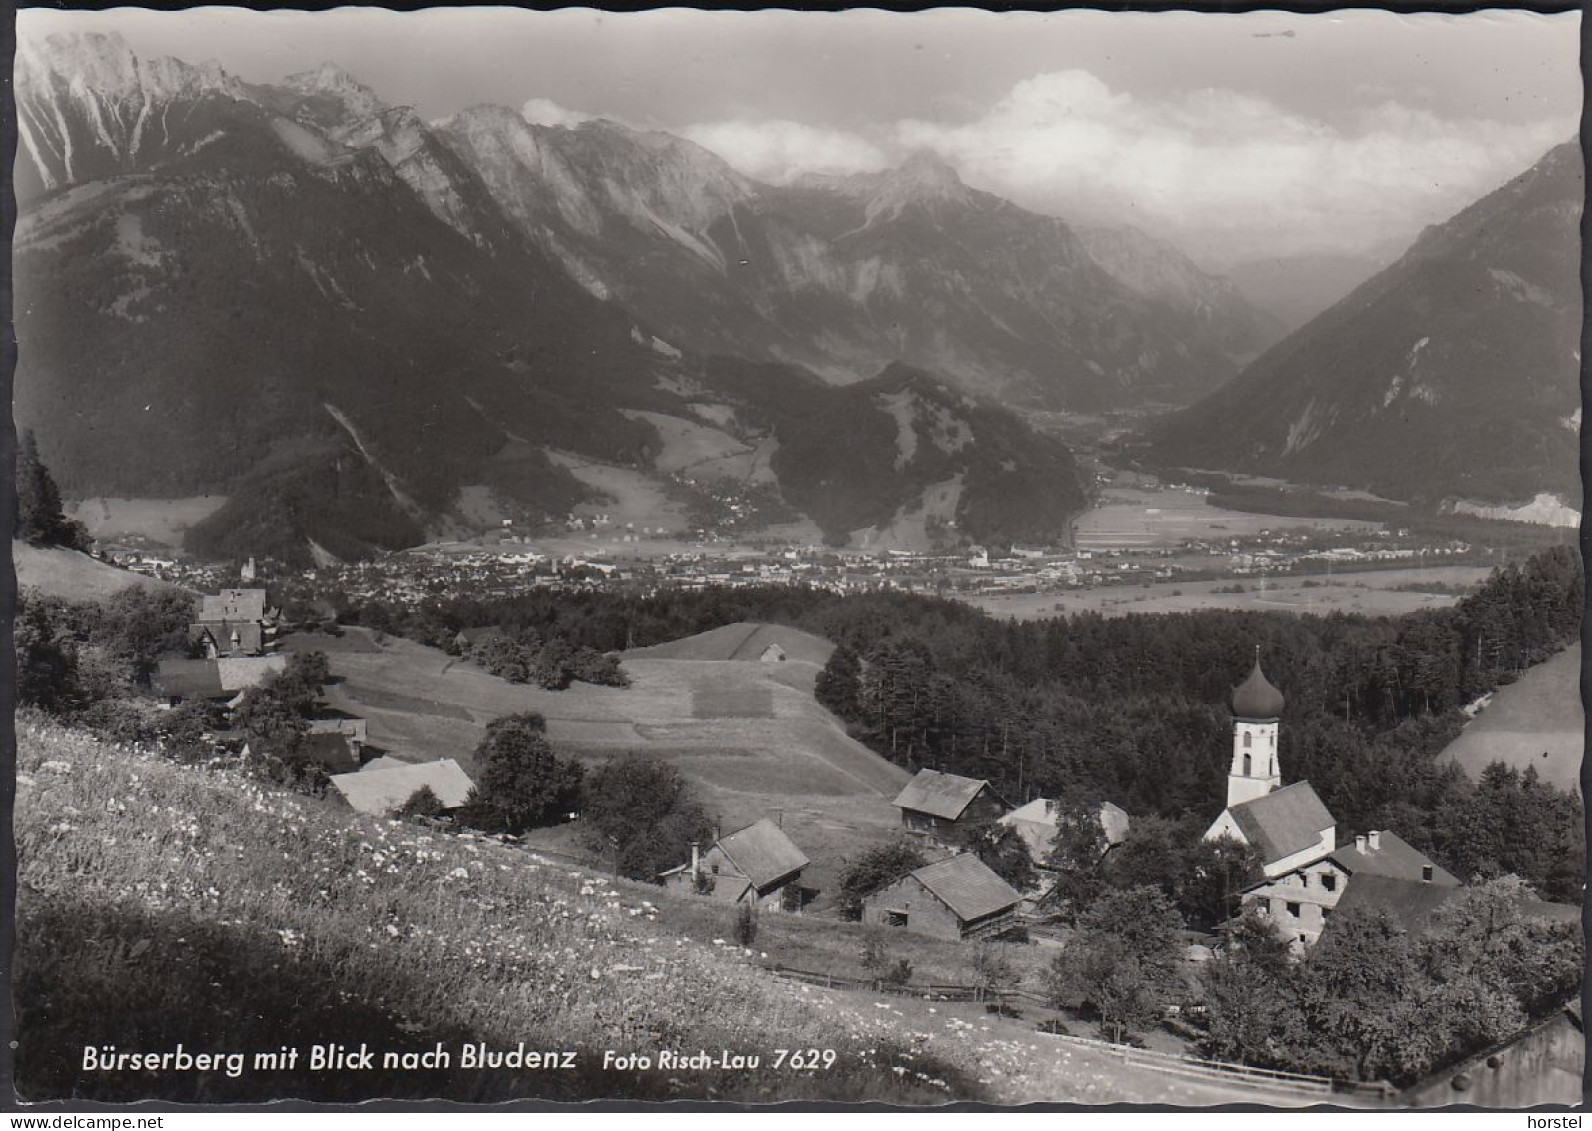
[690, 841, 700, 880]
[1367, 831, 1381, 852]
[1421, 864, 1434, 883]
[713, 824, 721, 844]
[1355, 834, 1368, 853]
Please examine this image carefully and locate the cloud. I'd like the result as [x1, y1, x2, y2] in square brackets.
[521, 97, 598, 129]
[675, 119, 889, 183]
[890, 69, 1573, 265]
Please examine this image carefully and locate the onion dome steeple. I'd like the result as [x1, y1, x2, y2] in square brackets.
[1232, 648, 1285, 720]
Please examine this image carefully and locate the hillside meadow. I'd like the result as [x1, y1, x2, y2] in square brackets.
[12, 716, 1256, 1105]
[288, 627, 909, 903]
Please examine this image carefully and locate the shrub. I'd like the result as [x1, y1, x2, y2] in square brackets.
[734, 902, 758, 947]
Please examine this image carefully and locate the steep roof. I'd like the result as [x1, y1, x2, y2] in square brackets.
[199, 588, 268, 622]
[330, 759, 474, 815]
[1330, 830, 1460, 886]
[1327, 874, 1463, 936]
[152, 658, 224, 699]
[911, 853, 1021, 922]
[716, 818, 809, 890]
[1227, 781, 1335, 865]
[1000, 798, 1131, 863]
[893, 768, 997, 820]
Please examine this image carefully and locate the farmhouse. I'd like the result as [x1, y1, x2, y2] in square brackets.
[659, 818, 810, 912]
[153, 654, 288, 707]
[1000, 797, 1130, 868]
[189, 587, 279, 659]
[893, 769, 1010, 836]
[329, 758, 475, 816]
[861, 852, 1021, 941]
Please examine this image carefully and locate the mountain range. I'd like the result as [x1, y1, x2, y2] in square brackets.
[1143, 140, 1583, 511]
[15, 31, 1577, 563]
[13, 32, 1108, 561]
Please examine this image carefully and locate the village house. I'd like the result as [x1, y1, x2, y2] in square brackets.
[861, 852, 1022, 942]
[299, 716, 370, 774]
[892, 769, 1010, 837]
[153, 654, 288, 707]
[658, 818, 811, 912]
[189, 587, 279, 659]
[329, 758, 475, 817]
[999, 797, 1131, 869]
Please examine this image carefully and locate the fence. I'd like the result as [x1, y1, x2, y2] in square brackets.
[767, 963, 1397, 1104]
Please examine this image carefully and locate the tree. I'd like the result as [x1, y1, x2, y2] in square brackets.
[578, 757, 712, 880]
[946, 815, 1036, 892]
[1179, 834, 1266, 932]
[837, 839, 928, 919]
[396, 785, 445, 820]
[14, 593, 80, 711]
[463, 712, 584, 834]
[814, 644, 861, 721]
[1046, 886, 1187, 1042]
[14, 430, 88, 550]
[1041, 800, 1112, 921]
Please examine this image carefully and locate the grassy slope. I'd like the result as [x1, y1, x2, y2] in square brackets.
[13, 540, 189, 601]
[1438, 643, 1583, 794]
[290, 628, 908, 903]
[13, 717, 1256, 1105]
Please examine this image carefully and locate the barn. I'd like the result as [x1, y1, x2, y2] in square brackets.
[861, 852, 1021, 942]
[892, 769, 1010, 837]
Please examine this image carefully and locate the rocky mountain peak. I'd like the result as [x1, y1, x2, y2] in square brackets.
[283, 62, 385, 119]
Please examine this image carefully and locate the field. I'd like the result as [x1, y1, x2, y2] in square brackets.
[65, 495, 227, 548]
[1438, 644, 1583, 795]
[286, 626, 909, 902]
[14, 716, 1300, 1105]
[972, 567, 1491, 621]
[1071, 486, 1380, 552]
[13, 540, 189, 601]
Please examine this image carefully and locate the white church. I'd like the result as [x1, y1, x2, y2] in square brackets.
[1202, 652, 1456, 948]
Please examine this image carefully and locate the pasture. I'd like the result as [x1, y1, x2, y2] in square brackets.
[1071, 486, 1379, 552]
[13, 541, 189, 602]
[66, 495, 227, 548]
[1438, 643, 1583, 795]
[286, 626, 909, 899]
[972, 567, 1491, 621]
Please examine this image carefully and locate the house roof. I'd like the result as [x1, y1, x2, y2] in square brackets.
[199, 589, 268, 623]
[1326, 874, 1463, 936]
[1000, 798, 1131, 863]
[1330, 831, 1460, 886]
[302, 731, 361, 772]
[153, 659, 225, 699]
[215, 655, 287, 693]
[716, 818, 809, 890]
[893, 769, 998, 821]
[1227, 781, 1335, 865]
[330, 758, 475, 815]
[192, 620, 265, 651]
[911, 852, 1021, 922]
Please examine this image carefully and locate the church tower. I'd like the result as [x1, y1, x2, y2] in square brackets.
[1227, 650, 1284, 807]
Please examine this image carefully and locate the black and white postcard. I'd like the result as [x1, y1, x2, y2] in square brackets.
[8, 4, 1585, 1110]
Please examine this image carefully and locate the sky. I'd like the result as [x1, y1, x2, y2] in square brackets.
[19, 6, 1583, 269]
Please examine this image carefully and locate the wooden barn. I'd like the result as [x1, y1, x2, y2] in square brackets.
[861, 852, 1021, 942]
[892, 769, 1010, 837]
